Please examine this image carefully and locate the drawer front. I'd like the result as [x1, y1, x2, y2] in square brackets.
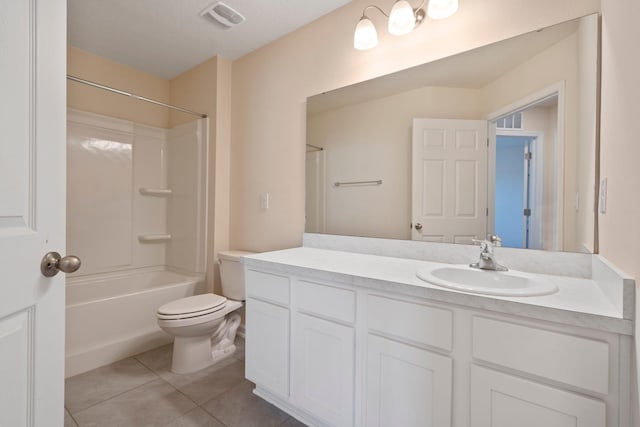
[295, 280, 356, 324]
[246, 269, 290, 306]
[472, 316, 609, 394]
[367, 295, 453, 352]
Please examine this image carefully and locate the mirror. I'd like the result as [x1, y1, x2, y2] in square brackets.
[306, 14, 599, 253]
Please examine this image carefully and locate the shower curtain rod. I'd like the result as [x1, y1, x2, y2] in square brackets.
[67, 75, 208, 119]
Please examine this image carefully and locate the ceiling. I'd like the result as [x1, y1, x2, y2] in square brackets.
[68, 0, 352, 79]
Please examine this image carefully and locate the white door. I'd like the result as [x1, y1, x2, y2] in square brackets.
[0, 0, 67, 425]
[411, 119, 487, 244]
[365, 334, 452, 427]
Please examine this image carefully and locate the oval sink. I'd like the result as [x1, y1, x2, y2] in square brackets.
[416, 264, 558, 297]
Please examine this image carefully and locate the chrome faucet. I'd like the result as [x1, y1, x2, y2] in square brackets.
[470, 234, 508, 271]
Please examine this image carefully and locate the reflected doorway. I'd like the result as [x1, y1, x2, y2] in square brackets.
[495, 135, 537, 248]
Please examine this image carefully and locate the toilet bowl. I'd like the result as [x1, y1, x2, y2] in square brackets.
[156, 250, 254, 374]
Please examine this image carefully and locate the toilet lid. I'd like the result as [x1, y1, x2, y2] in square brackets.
[157, 294, 227, 316]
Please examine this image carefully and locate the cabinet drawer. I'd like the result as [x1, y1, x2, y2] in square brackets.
[472, 317, 609, 394]
[295, 280, 355, 324]
[367, 295, 453, 351]
[246, 269, 290, 306]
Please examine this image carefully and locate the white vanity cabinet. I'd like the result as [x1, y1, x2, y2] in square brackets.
[244, 262, 630, 427]
[291, 279, 356, 427]
[245, 270, 291, 399]
[365, 295, 454, 427]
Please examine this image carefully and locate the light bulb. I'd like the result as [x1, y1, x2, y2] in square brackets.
[427, 0, 458, 19]
[388, 0, 416, 36]
[354, 17, 378, 50]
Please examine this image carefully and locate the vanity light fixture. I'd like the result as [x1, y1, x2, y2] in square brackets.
[354, 0, 458, 50]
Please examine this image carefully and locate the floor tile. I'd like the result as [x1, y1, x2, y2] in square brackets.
[161, 407, 225, 427]
[280, 416, 308, 427]
[233, 337, 245, 361]
[65, 357, 158, 414]
[201, 380, 289, 427]
[134, 343, 174, 373]
[166, 358, 246, 405]
[73, 379, 196, 427]
[136, 342, 244, 404]
[64, 408, 78, 427]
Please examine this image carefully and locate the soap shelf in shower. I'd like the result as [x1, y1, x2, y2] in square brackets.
[138, 234, 172, 243]
[139, 187, 173, 196]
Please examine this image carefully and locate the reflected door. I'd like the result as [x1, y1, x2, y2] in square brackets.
[0, 0, 66, 425]
[495, 136, 535, 248]
[411, 119, 488, 243]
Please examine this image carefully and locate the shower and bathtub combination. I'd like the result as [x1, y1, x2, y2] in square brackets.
[65, 104, 209, 377]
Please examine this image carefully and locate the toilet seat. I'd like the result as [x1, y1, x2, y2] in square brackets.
[157, 294, 227, 321]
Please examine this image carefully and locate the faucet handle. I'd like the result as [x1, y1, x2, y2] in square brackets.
[487, 234, 502, 247]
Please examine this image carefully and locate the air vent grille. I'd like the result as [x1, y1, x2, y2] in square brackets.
[200, 2, 245, 28]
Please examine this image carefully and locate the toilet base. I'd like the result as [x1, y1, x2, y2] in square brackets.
[170, 310, 242, 374]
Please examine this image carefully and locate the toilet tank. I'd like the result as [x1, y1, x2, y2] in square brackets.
[218, 250, 255, 300]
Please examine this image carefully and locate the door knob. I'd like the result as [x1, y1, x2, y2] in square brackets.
[414, 223, 423, 231]
[40, 251, 81, 277]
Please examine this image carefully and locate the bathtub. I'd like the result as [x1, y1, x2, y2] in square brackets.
[65, 269, 205, 377]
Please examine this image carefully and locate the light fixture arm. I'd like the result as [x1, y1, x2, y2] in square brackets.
[361, 4, 389, 19]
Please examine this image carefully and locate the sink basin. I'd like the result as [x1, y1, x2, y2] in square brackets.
[416, 264, 558, 297]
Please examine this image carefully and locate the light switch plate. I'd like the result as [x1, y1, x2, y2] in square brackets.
[599, 178, 607, 214]
[260, 192, 270, 210]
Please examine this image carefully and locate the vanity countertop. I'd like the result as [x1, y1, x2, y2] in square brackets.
[243, 247, 633, 335]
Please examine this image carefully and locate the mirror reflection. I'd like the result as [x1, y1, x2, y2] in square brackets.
[306, 14, 599, 253]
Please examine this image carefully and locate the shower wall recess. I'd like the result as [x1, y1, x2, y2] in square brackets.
[66, 109, 207, 278]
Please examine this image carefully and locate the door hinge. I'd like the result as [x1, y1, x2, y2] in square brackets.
[486, 207, 489, 216]
[523, 208, 531, 217]
[524, 152, 532, 160]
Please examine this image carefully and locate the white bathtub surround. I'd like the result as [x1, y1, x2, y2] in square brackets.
[65, 110, 209, 376]
[242, 246, 634, 427]
[65, 269, 205, 377]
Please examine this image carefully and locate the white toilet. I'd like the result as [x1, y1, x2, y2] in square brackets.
[156, 250, 254, 374]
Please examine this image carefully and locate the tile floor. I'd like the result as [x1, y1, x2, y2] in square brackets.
[64, 338, 306, 427]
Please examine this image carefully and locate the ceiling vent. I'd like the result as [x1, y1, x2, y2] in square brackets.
[200, 2, 246, 28]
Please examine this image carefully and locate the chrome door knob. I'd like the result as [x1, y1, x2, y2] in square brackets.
[40, 251, 81, 277]
[414, 223, 423, 231]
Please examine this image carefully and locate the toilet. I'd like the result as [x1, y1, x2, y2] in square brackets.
[156, 250, 254, 374]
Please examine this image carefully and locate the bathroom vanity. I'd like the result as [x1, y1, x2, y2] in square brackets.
[242, 238, 633, 427]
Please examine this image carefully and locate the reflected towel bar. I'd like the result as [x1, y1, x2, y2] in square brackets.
[334, 180, 383, 187]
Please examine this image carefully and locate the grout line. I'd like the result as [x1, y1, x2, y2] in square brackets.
[68, 375, 161, 416]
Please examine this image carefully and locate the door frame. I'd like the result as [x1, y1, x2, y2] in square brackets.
[487, 82, 565, 251]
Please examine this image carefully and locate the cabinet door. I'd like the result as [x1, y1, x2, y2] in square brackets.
[292, 313, 354, 427]
[245, 298, 290, 398]
[470, 365, 606, 427]
[365, 334, 452, 427]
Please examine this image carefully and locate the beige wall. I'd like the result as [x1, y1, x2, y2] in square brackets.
[599, 0, 640, 421]
[169, 56, 233, 294]
[230, 0, 600, 253]
[67, 47, 170, 128]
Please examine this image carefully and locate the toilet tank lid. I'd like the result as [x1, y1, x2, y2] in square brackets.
[218, 250, 256, 262]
